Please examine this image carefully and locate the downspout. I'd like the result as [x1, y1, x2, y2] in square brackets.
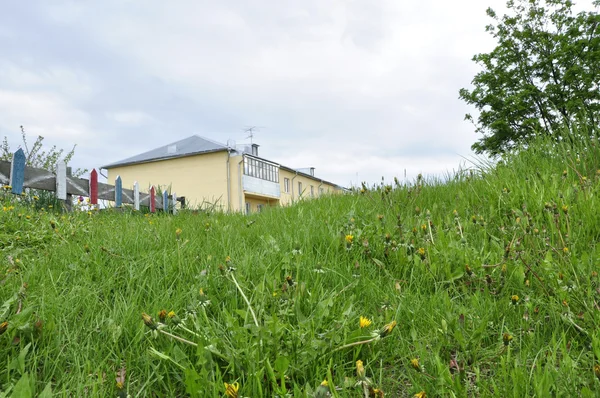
[318, 179, 323, 196]
[291, 171, 299, 203]
[238, 156, 245, 212]
[226, 150, 231, 212]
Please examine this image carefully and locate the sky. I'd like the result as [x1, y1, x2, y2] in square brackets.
[0, 0, 535, 188]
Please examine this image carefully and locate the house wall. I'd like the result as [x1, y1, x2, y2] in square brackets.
[278, 168, 340, 206]
[244, 194, 278, 214]
[105, 151, 343, 213]
[106, 151, 230, 211]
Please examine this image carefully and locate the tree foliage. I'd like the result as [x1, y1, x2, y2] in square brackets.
[1, 126, 87, 177]
[460, 0, 600, 155]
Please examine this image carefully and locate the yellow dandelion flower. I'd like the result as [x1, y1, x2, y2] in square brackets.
[345, 234, 354, 244]
[511, 295, 519, 305]
[359, 316, 372, 328]
[369, 387, 384, 397]
[0, 321, 8, 335]
[502, 332, 513, 346]
[414, 391, 426, 398]
[594, 364, 600, 380]
[167, 311, 176, 318]
[356, 360, 365, 379]
[380, 320, 397, 338]
[225, 255, 231, 263]
[116, 381, 124, 390]
[417, 247, 426, 260]
[410, 358, 421, 371]
[224, 382, 239, 398]
[142, 313, 157, 330]
[158, 309, 167, 323]
[175, 228, 182, 237]
[320, 380, 328, 386]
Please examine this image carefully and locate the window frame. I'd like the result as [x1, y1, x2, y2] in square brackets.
[243, 156, 279, 183]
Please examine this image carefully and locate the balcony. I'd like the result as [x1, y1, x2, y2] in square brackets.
[242, 174, 280, 198]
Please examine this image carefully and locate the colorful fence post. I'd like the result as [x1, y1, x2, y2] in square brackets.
[115, 176, 122, 207]
[9, 148, 25, 195]
[89, 169, 98, 206]
[162, 190, 168, 212]
[1, 157, 184, 215]
[56, 162, 67, 200]
[133, 181, 140, 211]
[149, 186, 156, 213]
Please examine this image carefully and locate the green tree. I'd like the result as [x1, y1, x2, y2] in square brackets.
[1, 126, 86, 176]
[459, 0, 600, 155]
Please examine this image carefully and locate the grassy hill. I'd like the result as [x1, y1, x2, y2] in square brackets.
[1, 136, 600, 397]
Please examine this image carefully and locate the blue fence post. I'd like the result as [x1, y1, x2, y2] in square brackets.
[10, 149, 25, 195]
[115, 176, 122, 207]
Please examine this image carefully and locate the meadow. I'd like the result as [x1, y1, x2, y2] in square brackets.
[1, 136, 600, 397]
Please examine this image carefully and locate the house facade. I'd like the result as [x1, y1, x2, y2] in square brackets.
[101, 135, 343, 213]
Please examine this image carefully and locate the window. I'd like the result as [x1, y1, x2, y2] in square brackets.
[245, 202, 251, 214]
[298, 181, 303, 196]
[243, 157, 279, 183]
[284, 178, 290, 193]
[310, 185, 314, 197]
[319, 187, 324, 195]
[257, 204, 264, 212]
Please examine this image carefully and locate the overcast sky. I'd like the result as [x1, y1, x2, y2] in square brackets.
[0, 0, 568, 187]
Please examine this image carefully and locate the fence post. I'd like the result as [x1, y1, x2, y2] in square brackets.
[64, 166, 73, 212]
[115, 176, 122, 208]
[89, 169, 98, 207]
[10, 149, 25, 195]
[133, 181, 140, 211]
[150, 186, 156, 213]
[56, 161, 68, 213]
[162, 190, 168, 212]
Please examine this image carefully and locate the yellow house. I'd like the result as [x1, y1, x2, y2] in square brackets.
[101, 135, 344, 213]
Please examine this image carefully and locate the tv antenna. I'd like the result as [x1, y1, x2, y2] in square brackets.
[243, 126, 265, 144]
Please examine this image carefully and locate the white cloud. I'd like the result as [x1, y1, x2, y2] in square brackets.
[106, 111, 154, 126]
[0, 90, 91, 141]
[2, 0, 593, 186]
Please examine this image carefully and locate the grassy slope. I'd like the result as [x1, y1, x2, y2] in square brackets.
[1, 137, 600, 397]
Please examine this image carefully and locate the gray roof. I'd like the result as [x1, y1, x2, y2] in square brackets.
[101, 135, 229, 169]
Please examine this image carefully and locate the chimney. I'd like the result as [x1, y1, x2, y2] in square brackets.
[310, 167, 315, 176]
[251, 143, 259, 156]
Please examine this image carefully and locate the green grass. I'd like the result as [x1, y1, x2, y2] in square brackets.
[2, 135, 600, 397]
